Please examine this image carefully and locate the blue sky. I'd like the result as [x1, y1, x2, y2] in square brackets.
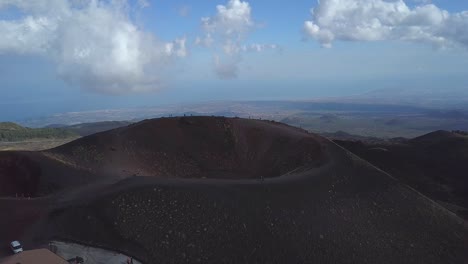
[0, 0, 468, 121]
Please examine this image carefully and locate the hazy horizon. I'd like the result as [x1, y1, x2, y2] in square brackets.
[1, 0, 468, 121]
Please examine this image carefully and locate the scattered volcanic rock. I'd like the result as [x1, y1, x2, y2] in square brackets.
[0, 117, 466, 263]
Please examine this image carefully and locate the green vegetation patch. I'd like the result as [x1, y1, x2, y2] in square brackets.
[0, 122, 78, 142]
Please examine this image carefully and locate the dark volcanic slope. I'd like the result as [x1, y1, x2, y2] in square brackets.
[65, 121, 133, 136]
[49, 117, 327, 179]
[334, 130, 468, 219]
[1, 117, 467, 264]
[0, 151, 95, 197]
[0, 117, 326, 197]
[44, 141, 468, 264]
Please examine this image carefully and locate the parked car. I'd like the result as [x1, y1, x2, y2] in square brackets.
[10, 241, 23, 254]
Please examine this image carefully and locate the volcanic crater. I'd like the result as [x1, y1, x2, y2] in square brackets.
[0, 117, 467, 263]
[0, 117, 328, 197]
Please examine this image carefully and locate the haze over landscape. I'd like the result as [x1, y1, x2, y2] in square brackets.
[0, 0, 467, 121]
[1, 0, 468, 263]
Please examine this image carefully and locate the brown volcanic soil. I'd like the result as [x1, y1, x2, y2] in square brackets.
[43, 142, 468, 264]
[0, 118, 467, 263]
[0, 198, 49, 256]
[334, 130, 468, 219]
[0, 117, 326, 197]
[0, 151, 96, 197]
[48, 117, 327, 179]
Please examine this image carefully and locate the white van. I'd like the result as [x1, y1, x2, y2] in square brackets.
[10, 241, 23, 254]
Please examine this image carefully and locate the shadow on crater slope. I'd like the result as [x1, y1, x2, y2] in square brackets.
[0, 117, 327, 197]
[0, 117, 466, 263]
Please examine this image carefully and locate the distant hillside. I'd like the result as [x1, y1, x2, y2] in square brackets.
[1, 120, 134, 144]
[0, 122, 77, 142]
[0, 122, 24, 131]
[334, 130, 468, 220]
[425, 110, 468, 119]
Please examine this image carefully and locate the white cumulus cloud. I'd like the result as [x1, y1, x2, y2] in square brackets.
[201, 0, 253, 38]
[0, 0, 186, 94]
[243, 43, 278, 52]
[197, 0, 277, 79]
[303, 0, 468, 49]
